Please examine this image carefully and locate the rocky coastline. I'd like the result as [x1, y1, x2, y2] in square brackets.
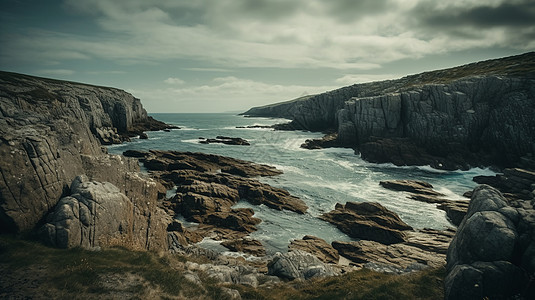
[2, 57, 535, 299]
[243, 52, 535, 170]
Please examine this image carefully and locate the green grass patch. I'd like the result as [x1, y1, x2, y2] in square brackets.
[0, 235, 445, 299]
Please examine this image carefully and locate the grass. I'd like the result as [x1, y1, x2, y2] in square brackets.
[232, 267, 445, 300]
[0, 235, 225, 299]
[0, 235, 445, 299]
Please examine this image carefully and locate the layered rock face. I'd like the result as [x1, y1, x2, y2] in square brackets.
[445, 185, 535, 299]
[0, 71, 171, 240]
[243, 52, 535, 168]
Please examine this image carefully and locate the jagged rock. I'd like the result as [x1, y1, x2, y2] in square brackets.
[320, 202, 412, 244]
[267, 250, 338, 280]
[332, 240, 445, 271]
[0, 71, 174, 234]
[199, 136, 250, 146]
[221, 238, 266, 257]
[141, 150, 283, 177]
[235, 125, 272, 129]
[474, 168, 535, 201]
[39, 175, 170, 250]
[379, 180, 445, 198]
[446, 185, 535, 299]
[300, 132, 340, 150]
[243, 52, 535, 168]
[289, 235, 339, 264]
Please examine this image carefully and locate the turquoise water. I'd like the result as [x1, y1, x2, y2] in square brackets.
[108, 113, 495, 254]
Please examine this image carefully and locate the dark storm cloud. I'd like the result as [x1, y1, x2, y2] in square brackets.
[415, 0, 535, 28]
[323, 0, 392, 23]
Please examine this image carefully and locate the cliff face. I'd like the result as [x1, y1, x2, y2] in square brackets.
[0, 71, 169, 249]
[243, 52, 535, 168]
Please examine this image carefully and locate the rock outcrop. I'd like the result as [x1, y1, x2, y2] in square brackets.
[40, 175, 169, 251]
[445, 185, 535, 299]
[243, 52, 535, 169]
[289, 235, 340, 264]
[320, 201, 413, 245]
[0, 71, 174, 252]
[198, 136, 250, 146]
[124, 150, 307, 250]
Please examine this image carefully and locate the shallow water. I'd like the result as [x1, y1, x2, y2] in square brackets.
[108, 113, 495, 254]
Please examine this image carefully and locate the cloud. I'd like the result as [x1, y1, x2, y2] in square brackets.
[2, 0, 534, 74]
[164, 77, 185, 85]
[335, 73, 402, 85]
[129, 76, 338, 113]
[182, 67, 231, 72]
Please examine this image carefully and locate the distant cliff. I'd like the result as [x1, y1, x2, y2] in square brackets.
[0, 71, 172, 250]
[243, 52, 535, 169]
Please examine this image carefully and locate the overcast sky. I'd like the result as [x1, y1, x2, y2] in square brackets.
[1, 0, 534, 113]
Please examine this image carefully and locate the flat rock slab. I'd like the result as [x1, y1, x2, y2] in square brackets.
[289, 235, 340, 264]
[320, 201, 412, 245]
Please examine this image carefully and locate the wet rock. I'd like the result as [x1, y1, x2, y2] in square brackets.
[380, 179, 470, 226]
[221, 238, 266, 257]
[199, 136, 250, 146]
[289, 235, 339, 264]
[379, 180, 445, 197]
[320, 202, 412, 244]
[300, 132, 340, 150]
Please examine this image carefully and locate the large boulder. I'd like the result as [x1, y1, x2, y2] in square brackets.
[320, 201, 412, 244]
[445, 185, 535, 299]
[40, 175, 170, 251]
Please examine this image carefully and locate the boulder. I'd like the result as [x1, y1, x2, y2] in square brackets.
[39, 175, 170, 250]
[320, 202, 412, 244]
[267, 250, 338, 280]
[445, 185, 535, 299]
[289, 235, 339, 264]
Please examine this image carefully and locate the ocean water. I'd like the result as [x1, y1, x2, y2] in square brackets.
[108, 113, 495, 254]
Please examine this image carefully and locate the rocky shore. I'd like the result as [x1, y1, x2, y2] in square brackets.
[243, 52, 535, 170]
[2, 61, 535, 299]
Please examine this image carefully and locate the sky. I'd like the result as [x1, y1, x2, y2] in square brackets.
[1, 0, 534, 113]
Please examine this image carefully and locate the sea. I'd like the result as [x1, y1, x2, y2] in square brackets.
[107, 113, 495, 255]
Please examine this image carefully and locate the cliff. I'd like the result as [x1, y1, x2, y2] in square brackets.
[243, 52, 535, 169]
[0, 71, 172, 249]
